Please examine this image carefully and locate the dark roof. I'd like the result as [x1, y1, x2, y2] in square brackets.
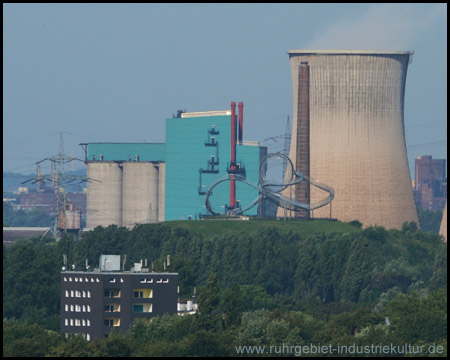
[2, 227, 54, 244]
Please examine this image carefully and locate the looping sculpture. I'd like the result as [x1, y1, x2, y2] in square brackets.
[205, 152, 334, 216]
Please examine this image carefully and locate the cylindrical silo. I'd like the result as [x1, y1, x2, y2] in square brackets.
[87, 162, 123, 228]
[278, 50, 419, 230]
[122, 162, 159, 228]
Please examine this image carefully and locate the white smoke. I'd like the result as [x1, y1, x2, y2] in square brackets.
[304, 4, 446, 50]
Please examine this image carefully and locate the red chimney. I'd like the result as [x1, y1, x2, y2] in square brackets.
[230, 102, 236, 209]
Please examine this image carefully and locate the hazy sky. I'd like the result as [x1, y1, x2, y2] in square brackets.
[3, 3, 447, 179]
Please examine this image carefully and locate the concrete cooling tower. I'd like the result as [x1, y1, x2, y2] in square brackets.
[439, 201, 447, 243]
[278, 50, 419, 229]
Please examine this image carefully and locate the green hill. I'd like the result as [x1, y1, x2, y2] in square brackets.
[162, 218, 360, 237]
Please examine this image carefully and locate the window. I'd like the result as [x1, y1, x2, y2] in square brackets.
[65, 290, 69, 297]
[65, 304, 69, 311]
[79, 277, 83, 282]
[104, 318, 120, 327]
[163, 279, 169, 283]
[64, 277, 67, 282]
[70, 305, 74, 312]
[104, 289, 120, 298]
[133, 303, 152, 313]
[156, 279, 163, 283]
[82, 319, 86, 326]
[104, 304, 120, 313]
[65, 318, 68, 326]
[91, 278, 94, 282]
[120, 278, 124, 283]
[87, 320, 91, 327]
[109, 278, 116, 283]
[75, 319, 81, 326]
[69, 277, 72, 282]
[70, 319, 74, 326]
[83, 291, 86, 298]
[75, 277, 78, 282]
[133, 289, 153, 298]
[70, 290, 74, 297]
[86, 334, 90, 341]
[87, 305, 91, 312]
[96, 278, 100, 282]
[83, 305, 86, 312]
[75, 305, 81, 312]
[85, 278, 89, 282]
[75, 290, 81, 297]
[87, 291, 91, 298]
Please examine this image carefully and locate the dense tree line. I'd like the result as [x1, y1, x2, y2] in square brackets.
[3, 221, 447, 356]
[417, 208, 444, 233]
[3, 202, 55, 228]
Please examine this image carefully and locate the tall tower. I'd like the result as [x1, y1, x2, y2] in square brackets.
[279, 50, 419, 229]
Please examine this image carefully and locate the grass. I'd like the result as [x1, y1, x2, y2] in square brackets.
[162, 217, 361, 237]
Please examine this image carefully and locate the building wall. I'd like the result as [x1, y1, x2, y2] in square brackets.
[165, 114, 261, 220]
[279, 50, 418, 229]
[87, 143, 165, 162]
[60, 271, 178, 341]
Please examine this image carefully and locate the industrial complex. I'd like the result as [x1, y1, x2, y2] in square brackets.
[71, 50, 447, 231]
[83, 104, 268, 228]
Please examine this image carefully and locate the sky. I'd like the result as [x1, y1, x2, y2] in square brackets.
[3, 3, 447, 181]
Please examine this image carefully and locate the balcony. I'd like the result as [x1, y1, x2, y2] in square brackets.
[227, 162, 246, 176]
[133, 289, 153, 299]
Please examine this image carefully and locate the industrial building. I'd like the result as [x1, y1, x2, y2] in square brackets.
[84, 105, 267, 228]
[414, 155, 447, 211]
[279, 50, 419, 230]
[60, 255, 178, 341]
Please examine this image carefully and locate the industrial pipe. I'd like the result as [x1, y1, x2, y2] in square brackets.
[238, 102, 244, 142]
[230, 102, 237, 209]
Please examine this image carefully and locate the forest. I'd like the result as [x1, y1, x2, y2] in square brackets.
[3, 219, 447, 357]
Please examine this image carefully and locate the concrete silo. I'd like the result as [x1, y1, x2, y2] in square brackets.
[87, 162, 123, 228]
[279, 50, 419, 229]
[122, 162, 160, 228]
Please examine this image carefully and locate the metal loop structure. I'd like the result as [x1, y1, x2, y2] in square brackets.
[204, 152, 334, 216]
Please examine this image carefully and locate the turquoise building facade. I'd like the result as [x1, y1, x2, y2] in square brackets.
[84, 110, 266, 223]
[165, 112, 264, 220]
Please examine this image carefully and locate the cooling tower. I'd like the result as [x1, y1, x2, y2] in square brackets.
[87, 162, 123, 228]
[279, 50, 419, 229]
[439, 202, 447, 243]
[122, 162, 159, 228]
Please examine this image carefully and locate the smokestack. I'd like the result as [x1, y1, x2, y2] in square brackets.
[230, 102, 237, 209]
[295, 62, 310, 218]
[238, 102, 244, 142]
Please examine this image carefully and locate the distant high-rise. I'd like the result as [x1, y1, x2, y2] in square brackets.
[414, 155, 447, 211]
[279, 50, 419, 229]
